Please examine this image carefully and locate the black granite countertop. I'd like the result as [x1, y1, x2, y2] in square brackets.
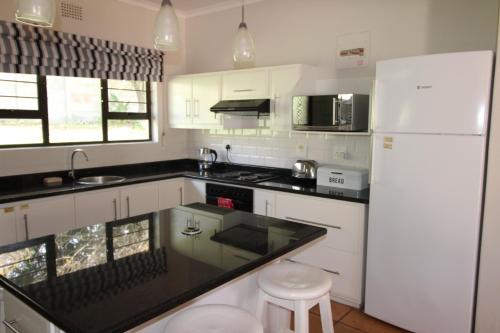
[0, 203, 326, 333]
[0, 159, 369, 204]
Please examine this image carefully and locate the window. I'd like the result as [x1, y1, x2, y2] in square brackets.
[0, 73, 152, 148]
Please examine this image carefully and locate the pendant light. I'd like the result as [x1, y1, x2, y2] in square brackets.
[15, 0, 56, 28]
[153, 0, 180, 52]
[233, 1, 255, 69]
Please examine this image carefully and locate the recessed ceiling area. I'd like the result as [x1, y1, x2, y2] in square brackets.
[120, 0, 265, 16]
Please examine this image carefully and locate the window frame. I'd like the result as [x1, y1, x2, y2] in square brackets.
[0, 75, 153, 149]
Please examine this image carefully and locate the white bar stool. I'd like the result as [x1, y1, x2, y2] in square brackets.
[164, 304, 264, 333]
[256, 262, 334, 333]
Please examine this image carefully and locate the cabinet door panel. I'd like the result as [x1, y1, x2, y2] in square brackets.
[183, 179, 206, 205]
[0, 206, 17, 246]
[168, 76, 192, 128]
[222, 70, 269, 100]
[253, 190, 276, 217]
[4, 291, 51, 333]
[270, 66, 301, 130]
[158, 178, 184, 210]
[192, 75, 222, 128]
[17, 195, 76, 240]
[75, 189, 120, 227]
[120, 183, 159, 218]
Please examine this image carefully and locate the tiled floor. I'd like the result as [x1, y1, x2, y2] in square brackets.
[292, 301, 410, 333]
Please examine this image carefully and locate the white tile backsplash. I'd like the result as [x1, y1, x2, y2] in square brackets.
[188, 129, 372, 170]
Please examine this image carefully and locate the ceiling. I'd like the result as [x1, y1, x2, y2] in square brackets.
[120, 0, 265, 17]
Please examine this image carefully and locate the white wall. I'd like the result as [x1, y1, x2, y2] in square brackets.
[475, 9, 500, 332]
[0, 0, 190, 176]
[184, 0, 498, 169]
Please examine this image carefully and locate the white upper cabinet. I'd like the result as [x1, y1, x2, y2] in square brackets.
[168, 76, 194, 128]
[167, 65, 318, 130]
[192, 75, 222, 128]
[221, 69, 269, 100]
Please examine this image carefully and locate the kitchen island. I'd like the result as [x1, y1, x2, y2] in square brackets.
[0, 203, 326, 333]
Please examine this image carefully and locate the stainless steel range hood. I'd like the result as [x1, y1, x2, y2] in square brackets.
[210, 99, 270, 118]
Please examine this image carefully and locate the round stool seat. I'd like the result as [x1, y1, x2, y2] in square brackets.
[164, 304, 263, 333]
[258, 262, 332, 300]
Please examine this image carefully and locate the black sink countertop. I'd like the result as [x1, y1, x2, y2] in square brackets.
[0, 159, 369, 204]
[0, 203, 326, 333]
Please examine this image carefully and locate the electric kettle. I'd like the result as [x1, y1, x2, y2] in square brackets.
[198, 148, 218, 171]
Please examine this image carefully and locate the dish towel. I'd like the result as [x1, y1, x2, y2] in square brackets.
[217, 197, 235, 209]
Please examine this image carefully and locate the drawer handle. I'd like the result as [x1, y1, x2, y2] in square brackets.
[3, 320, 22, 333]
[23, 214, 29, 240]
[287, 259, 341, 276]
[285, 217, 341, 230]
[233, 89, 255, 93]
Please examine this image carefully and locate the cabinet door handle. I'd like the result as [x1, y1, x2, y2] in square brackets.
[233, 89, 255, 93]
[285, 216, 341, 230]
[179, 187, 183, 205]
[23, 214, 29, 240]
[195, 99, 199, 118]
[265, 200, 269, 216]
[3, 320, 22, 333]
[113, 198, 118, 220]
[126, 196, 131, 217]
[185, 99, 191, 117]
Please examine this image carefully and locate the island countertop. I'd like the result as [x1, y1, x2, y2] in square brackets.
[0, 203, 326, 333]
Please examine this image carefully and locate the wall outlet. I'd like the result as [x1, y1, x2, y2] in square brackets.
[295, 143, 308, 158]
[334, 146, 348, 160]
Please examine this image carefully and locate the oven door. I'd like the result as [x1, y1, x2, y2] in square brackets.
[206, 183, 254, 213]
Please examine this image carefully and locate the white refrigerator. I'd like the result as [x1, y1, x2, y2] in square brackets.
[365, 51, 494, 333]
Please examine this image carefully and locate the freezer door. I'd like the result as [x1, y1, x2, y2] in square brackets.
[373, 51, 493, 135]
[365, 133, 486, 333]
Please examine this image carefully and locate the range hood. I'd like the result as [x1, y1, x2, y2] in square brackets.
[210, 99, 270, 118]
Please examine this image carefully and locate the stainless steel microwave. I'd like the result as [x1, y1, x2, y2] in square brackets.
[292, 94, 369, 132]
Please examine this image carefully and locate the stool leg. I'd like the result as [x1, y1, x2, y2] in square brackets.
[256, 289, 267, 326]
[319, 294, 334, 333]
[294, 300, 309, 333]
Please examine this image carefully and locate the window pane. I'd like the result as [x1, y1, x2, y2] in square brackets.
[108, 79, 147, 113]
[0, 72, 38, 110]
[47, 76, 103, 143]
[108, 119, 149, 141]
[108, 80, 146, 91]
[0, 119, 43, 145]
[56, 225, 106, 276]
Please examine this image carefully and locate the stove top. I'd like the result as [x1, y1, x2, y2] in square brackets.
[211, 171, 280, 183]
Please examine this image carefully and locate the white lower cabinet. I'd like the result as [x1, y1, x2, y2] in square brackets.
[158, 178, 184, 210]
[16, 195, 76, 240]
[275, 192, 367, 307]
[253, 189, 276, 217]
[0, 207, 17, 246]
[75, 189, 120, 227]
[3, 290, 52, 333]
[120, 182, 159, 218]
[184, 179, 206, 205]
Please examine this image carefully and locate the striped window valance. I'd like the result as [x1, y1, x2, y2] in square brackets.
[0, 20, 164, 82]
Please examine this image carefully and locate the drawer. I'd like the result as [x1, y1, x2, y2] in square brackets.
[4, 291, 51, 333]
[222, 70, 269, 100]
[275, 193, 365, 253]
[291, 245, 362, 304]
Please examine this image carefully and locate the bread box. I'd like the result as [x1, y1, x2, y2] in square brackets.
[317, 164, 369, 190]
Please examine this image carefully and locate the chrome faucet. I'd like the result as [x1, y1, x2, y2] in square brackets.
[69, 149, 89, 181]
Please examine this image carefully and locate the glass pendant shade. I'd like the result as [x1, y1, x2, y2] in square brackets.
[153, 0, 180, 52]
[15, 0, 56, 28]
[233, 22, 255, 69]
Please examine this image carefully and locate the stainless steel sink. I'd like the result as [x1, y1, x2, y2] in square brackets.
[77, 175, 126, 185]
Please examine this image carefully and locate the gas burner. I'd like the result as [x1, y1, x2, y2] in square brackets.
[211, 170, 281, 183]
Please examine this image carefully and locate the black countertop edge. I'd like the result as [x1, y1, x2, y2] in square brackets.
[0, 229, 326, 333]
[0, 159, 369, 205]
